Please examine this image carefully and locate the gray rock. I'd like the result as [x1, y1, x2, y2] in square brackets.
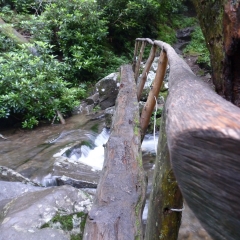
[52, 156, 100, 187]
[0, 166, 41, 187]
[0, 181, 42, 202]
[176, 27, 195, 41]
[0, 184, 92, 240]
[104, 106, 115, 129]
[95, 72, 120, 110]
[85, 92, 99, 105]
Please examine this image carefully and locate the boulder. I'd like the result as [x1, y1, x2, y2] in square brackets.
[176, 27, 195, 41]
[0, 166, 41, 187]
[0, 183, 92, 240]
[104, 106, 115, 128]
[95, 72, 120, 110]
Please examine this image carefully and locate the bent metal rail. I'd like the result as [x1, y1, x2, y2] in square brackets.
[83, 38, 240, 240]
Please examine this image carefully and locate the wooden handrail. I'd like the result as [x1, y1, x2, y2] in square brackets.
[134, 38, 240, 240]
[83, 38, 240, 240]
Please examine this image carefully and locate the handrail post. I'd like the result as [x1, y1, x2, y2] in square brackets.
[133, 40, 140, 73]
[140, 49, 168, 141]
[137, 44, 157, 101]
[134, 41, 146, 83]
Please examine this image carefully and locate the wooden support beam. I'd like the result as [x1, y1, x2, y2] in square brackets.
[155, 40, 240, 240]
[83, 65, 147, 240]
[133, 40, 140, 72]
[145, 108, 183, 240]
[134, 41, 146, 82]
[140, 50, 168, 140]
[137, 45, 157, 101]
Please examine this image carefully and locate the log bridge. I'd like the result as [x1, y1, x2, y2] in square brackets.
[83, 39, 240, 240]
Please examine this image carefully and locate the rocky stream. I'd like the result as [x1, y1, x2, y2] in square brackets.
[0, 30, 213, 240]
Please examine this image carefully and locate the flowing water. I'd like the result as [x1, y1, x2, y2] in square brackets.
[0, 111, 156, 185]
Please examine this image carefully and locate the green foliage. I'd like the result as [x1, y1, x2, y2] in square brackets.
[183, 26, 211, 67]
[97, 0, 161, 52]
[41, 212, 87, 240]
[0, 42, 86, 128]
[24, 0, 121, 83]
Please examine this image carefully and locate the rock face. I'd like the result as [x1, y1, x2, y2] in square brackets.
[95, 72, 120, 110]
[0, 182, 92, 240]
[176, 27, 195, 41]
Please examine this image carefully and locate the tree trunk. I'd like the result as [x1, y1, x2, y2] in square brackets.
[83, 64, 147, 240]
[191, 0, 240, 107]
[145, 107, 183, 240]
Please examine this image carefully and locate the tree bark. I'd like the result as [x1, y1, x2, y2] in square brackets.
[156, 40, 240, 240]
[145, 108, 183, 240]
[83, 65, 147, 240]
[191, 0, 240, 107]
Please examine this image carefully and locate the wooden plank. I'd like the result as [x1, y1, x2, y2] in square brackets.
[155, 40, 240, 240]
[83, 65, 147, 240]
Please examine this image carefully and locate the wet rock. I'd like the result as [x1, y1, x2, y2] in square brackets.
[52, 156, 100, 187]
[104, 106, 115, 128]
[56, 175, 97, 188]
[95, 72, 120, 110]
[0, 181, 42, 203]
[176, 27, 195, 41]
[0, 184, 92, 240]
[85, 92, 99, 105]
[0, 166, 41, 187]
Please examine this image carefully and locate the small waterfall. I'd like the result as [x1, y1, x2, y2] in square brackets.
[69, 128, 110, 171]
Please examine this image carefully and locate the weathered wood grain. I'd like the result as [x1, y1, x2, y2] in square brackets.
[156, 40, 240, 240]
[83, 65, 147, 240]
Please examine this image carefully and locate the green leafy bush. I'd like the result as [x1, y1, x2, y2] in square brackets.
[0, 42, 86, 128]
[183, 26, 211, 67]
[24, 0, 119, 84]
[97, 0, 161, 53]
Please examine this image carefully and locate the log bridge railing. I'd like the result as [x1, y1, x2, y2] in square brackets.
[83, 38, 240, 240]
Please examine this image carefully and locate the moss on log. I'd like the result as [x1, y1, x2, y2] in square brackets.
[145, 109, 183, 240]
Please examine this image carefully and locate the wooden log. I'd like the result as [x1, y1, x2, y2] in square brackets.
[83, 65, 147, 240]
[137, 45, 157, 101]
[155, 40, 240, 240]
[145, 108, 183, 240]
[134, 41, 146, 82]
[140, 50, 168, 140]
